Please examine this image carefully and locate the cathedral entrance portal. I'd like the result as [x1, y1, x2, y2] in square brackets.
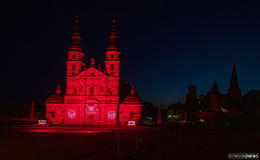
[84, 100, 100, 125]
[87, 115, 95, 125]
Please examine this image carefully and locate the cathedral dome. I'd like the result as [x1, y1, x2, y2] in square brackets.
[46, 94, 64, 103]
[123, 87, 142, 104]
[123, 95, 142, 104]
[46, 85, 64, 103]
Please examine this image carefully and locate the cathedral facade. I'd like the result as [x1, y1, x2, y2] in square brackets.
[45, 17, 142, 125]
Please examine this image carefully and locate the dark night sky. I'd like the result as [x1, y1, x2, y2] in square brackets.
[1, 0, 260, 104]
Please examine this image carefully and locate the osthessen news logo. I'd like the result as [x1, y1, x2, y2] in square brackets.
[228, 153, 259, 159]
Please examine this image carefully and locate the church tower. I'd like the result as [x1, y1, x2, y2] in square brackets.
[228, 63, 241, 97]
[66, 16, 85, 77]
[105, 16, 121, 95]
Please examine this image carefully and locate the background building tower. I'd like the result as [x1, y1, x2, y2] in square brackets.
[228, 63, 241, 97]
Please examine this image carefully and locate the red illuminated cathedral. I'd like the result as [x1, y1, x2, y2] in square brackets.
[45, 17, 142, 125]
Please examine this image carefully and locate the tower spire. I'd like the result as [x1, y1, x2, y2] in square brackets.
[107, 14, 119, 51]
[69, 16, 82, 51]
[104, 14, 121, 77]
[228, 62, 241, 96]
[211, 80, 220, 95]
[66, 16, 85, 77]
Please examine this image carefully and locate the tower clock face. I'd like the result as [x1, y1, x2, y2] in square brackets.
[86, 104, 98, 112]
[68, 109, 76, 119]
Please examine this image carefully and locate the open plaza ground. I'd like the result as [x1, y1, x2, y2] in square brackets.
[0, 125, 259, 160]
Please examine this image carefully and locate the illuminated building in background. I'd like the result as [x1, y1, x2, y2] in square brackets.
[45, 17, 142, 125]
[195, 63, 243, 124]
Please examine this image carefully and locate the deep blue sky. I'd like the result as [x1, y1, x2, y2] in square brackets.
[1, 0, 260, 104]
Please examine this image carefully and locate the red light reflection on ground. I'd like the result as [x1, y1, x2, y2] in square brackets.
[23, 128, 110, 134]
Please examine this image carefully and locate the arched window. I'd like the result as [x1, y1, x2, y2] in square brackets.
[73, 88, 77, 95]
[68, 110, 76, 119]
[79, 85, 83, 93]
[100, 86, 103, 92]
[110, 64, 114, 71]
[108, 111, 115, 119]
[110, 64, 114, 75]
[110, 54, 114, 59]
[90, 87, 94, 96]
[52, 111, 55, 117]
[72, 64, 76, 71]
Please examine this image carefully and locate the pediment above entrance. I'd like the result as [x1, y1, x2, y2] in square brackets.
[84, 98, 100, 104]
[77, 67, 108, 77]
